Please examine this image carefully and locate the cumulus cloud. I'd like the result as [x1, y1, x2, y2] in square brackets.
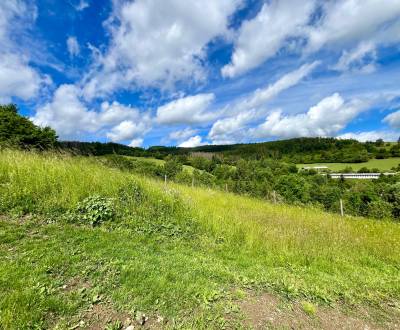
[0, 1, 46, 102]
[383, 110, 400, 129]
[32, 84, 98, 137]
[251, 93, 368, 139]
[106, 120, 149, 144]
[208, 111, 256, 145]
[83, 0, 241, 98]
[67, 36, 80, 57]
[222, 0, 400, 78]
[178, 135, 205, 148]
[0, 53, 45, 102]
[129, 138, 144, 148]
[338, 130, 398, 142]
[222, 0, 316, 78]
[156, 93, 215, 125]
[169, 127, 198, 141]
[306, 0, 400, 53]
[33, 84, 151, 142]
[209, 62, 319, 144]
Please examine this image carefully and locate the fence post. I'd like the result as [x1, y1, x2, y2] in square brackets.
[225, 183, 228, 192]
[164, 174, 167, 188]
[273, 190, 277, 204]
[340, 198, 344, 217]
[192, 177, 194, 187]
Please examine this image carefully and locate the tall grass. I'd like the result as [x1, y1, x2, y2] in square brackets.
[171, 182, 400, 304]
[0, 149, 399, 316]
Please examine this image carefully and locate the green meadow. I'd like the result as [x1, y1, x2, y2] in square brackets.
[0, 150, 399, 329]
[297, 157, 400, 172]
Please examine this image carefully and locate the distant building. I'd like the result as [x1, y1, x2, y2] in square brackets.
[327, 173, 396, 180]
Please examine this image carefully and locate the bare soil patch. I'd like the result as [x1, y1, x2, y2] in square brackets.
[237, 292, 400, 329]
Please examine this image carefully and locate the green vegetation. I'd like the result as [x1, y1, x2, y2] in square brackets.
[100, 154, 400, 221]
[297, 157, 400, 172]
[0, 104, 57, 149]
[61, 137, 400, 164]
[0, 150, 399, 328]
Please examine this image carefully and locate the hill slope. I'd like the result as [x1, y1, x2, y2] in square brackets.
[0, 150, 399, 329]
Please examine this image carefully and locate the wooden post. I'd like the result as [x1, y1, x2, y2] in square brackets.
[164, 174, 167, 187]
[273, 190, 277, 204]
[191, 177, 194, 187]
[225, 183, 228, 192]
[340, 199, 344, 217]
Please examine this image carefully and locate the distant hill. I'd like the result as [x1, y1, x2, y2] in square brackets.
[60, 137, 400, 164]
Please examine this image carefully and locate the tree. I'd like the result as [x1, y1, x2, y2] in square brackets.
[0, 104, 57, 149]
[163, 158, 183, 178]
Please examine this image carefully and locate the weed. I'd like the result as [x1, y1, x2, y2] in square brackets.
[76, 195, 115, 226]
[301, 301, 317, 316]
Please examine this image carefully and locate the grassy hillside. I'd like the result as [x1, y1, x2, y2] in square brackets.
[0, 150, 399, 329]
[297, 157, 400, 172]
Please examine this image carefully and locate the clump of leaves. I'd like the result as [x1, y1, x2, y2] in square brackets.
[301, 301, 317, 316]
[76, 195, 115, 226]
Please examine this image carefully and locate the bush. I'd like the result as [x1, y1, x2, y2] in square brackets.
[76, 195, 115, 226]
[163, 158, 183, 178]
[367, 200, 392, 219]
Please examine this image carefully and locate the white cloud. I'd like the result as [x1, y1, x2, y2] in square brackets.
[33, 84, 98, 137]
[333, 41, 377, 73]
[208, 111, 256, 145]
[33, 84, 151, 142]
[169, 127, 198, 141]
[231, 61, 319, 115]
[222, 0, 400, 78]
[0, 1, 46, 102]
[383, 110, 400, 129]
[129, 138, 143, 148]
[338, 130, 398, 142]
[222, 0, 316, 78]
[106, 120, 149, 143]
[67, 36, 80, 57]
[178, 135, 205, 148]
[0, 53, 45, 102]
[83, 0, 241, 98]
[252, 93, 368, 139]
[156, 93, 215, 125]
[306, 0, 400, 53]
[74, 0, 89, 11]
[209, 62, 319, 144]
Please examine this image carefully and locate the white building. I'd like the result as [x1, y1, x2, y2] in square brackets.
[328, 173, 396, 180]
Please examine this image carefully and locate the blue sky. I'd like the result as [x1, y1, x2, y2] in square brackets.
[1, 0, 400, 147]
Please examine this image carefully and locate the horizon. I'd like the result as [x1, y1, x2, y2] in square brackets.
[1, 0, 400, 148]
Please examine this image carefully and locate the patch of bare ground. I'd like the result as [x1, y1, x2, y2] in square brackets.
[79, 303, 165, 330]
[236, 292, 400, 329]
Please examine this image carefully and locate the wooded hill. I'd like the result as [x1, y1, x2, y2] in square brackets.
[60, 137, 400, 164]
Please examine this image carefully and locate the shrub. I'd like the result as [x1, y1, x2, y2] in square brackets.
[163, 158, 183, 178]
[76, 195, 115, 226]
[366, 200, 392, 219]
